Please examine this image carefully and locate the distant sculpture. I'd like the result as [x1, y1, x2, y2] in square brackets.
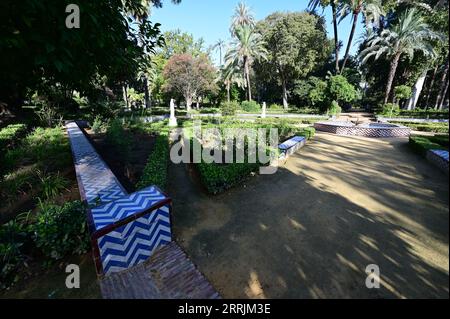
[261, 102, 267, 119]
[168, 98, 178, 127]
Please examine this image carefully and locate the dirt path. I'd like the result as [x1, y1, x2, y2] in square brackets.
[168, 132, 449, 299]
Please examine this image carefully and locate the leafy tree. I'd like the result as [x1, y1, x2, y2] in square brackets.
[308, 0, 341, 74]
[256, 12, 330, 109]
[225, 25, 268, 101]
[327, 74, 358, 106]
[163, 54, 217, 110]
[360, 8, 441, 104]
[0, 0, 177, 114]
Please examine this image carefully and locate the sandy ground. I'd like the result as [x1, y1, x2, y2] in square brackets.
[168, 132, 449, 299]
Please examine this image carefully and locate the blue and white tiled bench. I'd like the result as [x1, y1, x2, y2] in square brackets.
[426, 149, 449, 175]
[278, 136, 307, 161]
[66, 121, 172, 276]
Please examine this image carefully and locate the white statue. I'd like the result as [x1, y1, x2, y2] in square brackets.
[261, 102, 267, 119]
[168, 98, 178, 127]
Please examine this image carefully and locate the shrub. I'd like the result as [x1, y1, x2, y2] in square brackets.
[394, 85, 412, 101]
[32, 201, 90, 260]
[268, 103, 284, 111]
[409, 136, 447, 156]
[328, 75, 357, 105]
[382, 103, 401, 117]
[0, 124, 27, 153]
[136, 134, 169, 191]
[91, 115, 105, 134]
[329, 101, 342, 116]
[220, 101, 239, 116]
[296, 127, 316, 139]
[106, 119, 131, 158]
[37, 170, 68, 200]
[0, 212, 33, 289]
[395, 122, 449, 133]
[240, 100, 261, 112]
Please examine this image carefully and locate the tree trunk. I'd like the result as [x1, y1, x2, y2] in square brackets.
[123, 85, 129, 109]
[435, 58, 449, 109]
[341, 11, 359, 73]
[282, 79, 288, 109]
[185, 96, 192, 111]
[226, 82, 231, 102]
[438, 78, 449, 110]
[405, 70, 427, 110]
[384, 52, 402, 105]
[330, 0, 340, 74]
[143, 76, 150, 109]
[425, 65, 438, 110]
[244, 56, 252, 101]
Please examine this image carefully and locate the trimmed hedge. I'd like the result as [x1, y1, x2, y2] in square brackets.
[397, 122, 449, 134]
[136, 134, 169, 191]
[409, 136, 448, 156]
[0, 124, 27, 153]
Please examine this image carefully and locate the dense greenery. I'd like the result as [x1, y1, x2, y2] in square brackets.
[409, 135, 448, 156]
[394, 122, 449, 133]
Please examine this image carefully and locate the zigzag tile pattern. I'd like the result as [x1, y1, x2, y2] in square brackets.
[65, 122, 172, 275]
[97, 205, 172, 274]
[91, 186, 168, 230]
[66, 122, 126, 205]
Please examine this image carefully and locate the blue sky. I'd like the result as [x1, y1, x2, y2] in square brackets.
[151, 0, 364, 66]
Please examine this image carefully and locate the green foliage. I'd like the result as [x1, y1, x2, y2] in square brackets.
[221, 101, 239, 116]
[409, 136, 448, 157]
[329, 101, 342, 116]
[327, 75, 357, 105]
[0, 124, 27, 153]
[240, 100, 260, 112]
[382, 103, 401, 117]
[268, 103, 284, 111]
[36, 170, 68, 201]
[106, 119, 131, 159]
[394, 85, 412, 101]
[91, 115, 105, 134]
[308, 78, 328, 107]
[32, 201, 90, 260]
[136, 134, 169, 191]
[4, 127, 71, 174]
[397, 122, 449, 134]
[0, 212, 33, 289]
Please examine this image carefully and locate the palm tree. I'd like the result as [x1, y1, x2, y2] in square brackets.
[219, 60, 245, 102]
[212, 39, 225, 66]
[338, 0, 384, 73]
[225, 25, 267, 101]
[308, 0, 341, 74]
[230, 2, 255, 35]
[360, 8, 440, 104]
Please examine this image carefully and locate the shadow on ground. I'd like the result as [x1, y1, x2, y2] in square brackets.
[168, 133, 449, 299]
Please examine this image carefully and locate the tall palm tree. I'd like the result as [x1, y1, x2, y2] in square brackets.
[308, 0, 341, 74]
[360, 8, 440, 104]
[230, 2, 255, 35]
[338, 0, 384, 72]
[225, 25, 267, 101]
[212, 39, 225, 66]
[219, 60, 245, 102]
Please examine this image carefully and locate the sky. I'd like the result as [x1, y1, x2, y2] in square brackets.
[151, 0, 364, 66]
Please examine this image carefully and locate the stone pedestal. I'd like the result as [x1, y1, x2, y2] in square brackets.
[168, 98, 178, 127]
[261, 102, 267, 119]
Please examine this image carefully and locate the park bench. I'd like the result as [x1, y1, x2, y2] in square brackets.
[426, 149, 449, 175]
[278, 136, 306, 161]
[65, 121, 172, 276]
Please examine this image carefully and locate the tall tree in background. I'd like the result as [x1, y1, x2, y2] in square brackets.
[338, 0, 384, 73]
[360, 8, 440, 104]
[257, 12, 330, 108]
[212, 39, 226, 66]
[230, 1, 256, 35]
[308, 0, 341, 74]
[163, 54, 216, 110]
[225, 25, 267, 101]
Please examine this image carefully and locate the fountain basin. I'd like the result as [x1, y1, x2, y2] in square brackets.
[314, 121, 411, 138]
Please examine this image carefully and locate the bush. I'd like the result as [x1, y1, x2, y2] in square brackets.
[91, 115, 105, 134]
[409, 136, 448, 156]
[220, 101, 239, 116]
[0, 212, 33, 289]
[382, 103, 401, 117]
[240, 100, 261, 112]
[106, 119, 131, 159]
[136, 134, 169, 191]
[328, 75, 357, 105]
[268, 103, 284, 111]
[395, 122, 449, 133]
[296, 127, 316, 140]
[394, 85, 412, 101]
[329, 101, 342, 116]
[32, 201, 90, 260]
[0, 124, 27, 153]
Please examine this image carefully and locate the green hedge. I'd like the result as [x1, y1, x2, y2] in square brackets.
[0, 124, 27, 153]
[397, 122, 449, 134]
[136, 134, 169, 191]
[409, 136, 448, 157]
